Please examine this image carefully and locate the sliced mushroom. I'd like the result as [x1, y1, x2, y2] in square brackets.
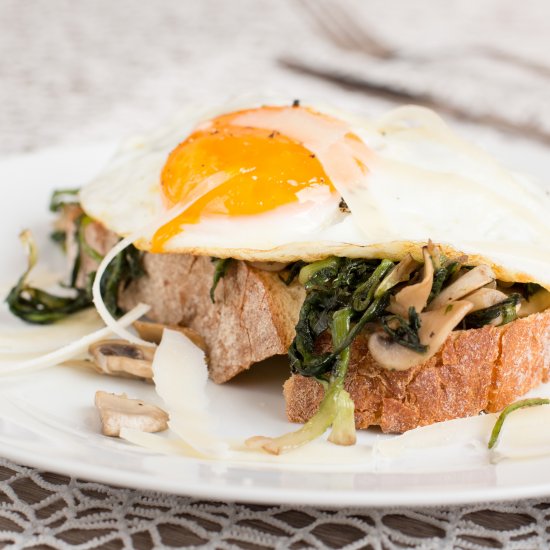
[518, 288, 550, 318]
[368, 300, 473, 371]
[388, 248, 433, 317]
[95, 391, 169, 437]
[89, 340, 155, 379]
[463, 288, 521, 327]
[133, 320, 206, 351]
[376, 253, 420, 297]
[428, 264, 495, 311]
[464, 287, 510, 312]
[426, 240, 442, 268]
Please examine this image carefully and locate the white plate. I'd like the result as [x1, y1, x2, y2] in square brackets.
[1, 144, 550, 508]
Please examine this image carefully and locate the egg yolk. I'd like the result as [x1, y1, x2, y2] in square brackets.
[151, 106, 336, 251]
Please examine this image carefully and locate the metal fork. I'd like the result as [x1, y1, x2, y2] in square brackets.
[297, 0, 550, 78]
[282, 0, 550, 145]
[297, 0, 394, 59]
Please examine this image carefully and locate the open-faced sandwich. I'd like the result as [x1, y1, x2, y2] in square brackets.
[8, 102, 550, 453]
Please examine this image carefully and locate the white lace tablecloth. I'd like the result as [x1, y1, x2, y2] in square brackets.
[2, 0, 550, 547]
[2, 458, 550, 549]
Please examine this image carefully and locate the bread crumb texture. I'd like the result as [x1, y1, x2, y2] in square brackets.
[119, 254, 304, 383]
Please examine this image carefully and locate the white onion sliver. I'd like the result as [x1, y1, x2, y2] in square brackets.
[92, 236, 153, 346]
[0, 303, 150, 376]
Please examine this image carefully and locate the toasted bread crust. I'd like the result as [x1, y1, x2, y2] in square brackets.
[284, 308, 550, 432]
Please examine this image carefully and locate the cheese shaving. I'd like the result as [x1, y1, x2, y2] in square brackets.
[0, 303, 150, 376]
[152, 329, 229, 457]
[374, 403, 550, 465]
[489, 404, 550, 463]
[373, 415, 494, 459]
[119, 428, 206, 459]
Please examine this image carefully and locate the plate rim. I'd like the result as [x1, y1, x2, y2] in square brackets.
[4, 438, 550, 508]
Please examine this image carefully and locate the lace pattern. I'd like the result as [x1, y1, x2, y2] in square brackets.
[0, 458, 548, 549]
[0, 460, 550, 550]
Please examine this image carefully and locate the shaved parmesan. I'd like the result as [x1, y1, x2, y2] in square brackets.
[152, 329, 229, 457]
[374, 404, 550, 464]
[119, 428, 206, 459]
[0, 303, 150, 376]
[374, 415, 494, 459]
[489, 405, 550, 463]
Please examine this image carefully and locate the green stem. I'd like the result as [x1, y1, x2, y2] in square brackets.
[352, 259, 393, 311]
[210, 258, 233, 303]
[488, 398, 550, 449]
[331, 307, 352, 384]
[78, 215, 104, 263]
[261, 386, 340, 454]
[258, 308, 353, 454]
[328, 308, 356, 445]
[328, 390, 356, 445]
[298, 257, 341, 286]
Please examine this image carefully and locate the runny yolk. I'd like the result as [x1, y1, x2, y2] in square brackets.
[151, 106, 336, 252]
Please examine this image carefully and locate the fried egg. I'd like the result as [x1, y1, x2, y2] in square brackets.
[80, 102, 550, 289]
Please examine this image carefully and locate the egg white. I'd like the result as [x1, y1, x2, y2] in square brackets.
[79, 102, 550, 290]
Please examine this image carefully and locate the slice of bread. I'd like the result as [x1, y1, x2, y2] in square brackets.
[76, 216, 304, 383]
[284, 308, 550, 432]
[73, 214, 550, 430]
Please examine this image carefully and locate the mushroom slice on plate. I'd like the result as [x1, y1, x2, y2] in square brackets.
[95, 391, 169, 437]
[369, 300, 473, 371]
[89, 339, 155, 379]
